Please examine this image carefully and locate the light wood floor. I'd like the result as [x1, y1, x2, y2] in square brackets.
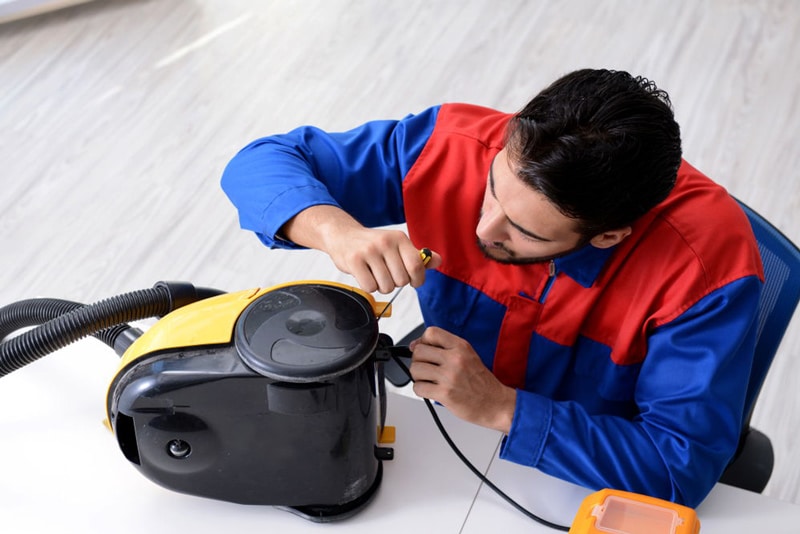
[1, 0, 798, 504]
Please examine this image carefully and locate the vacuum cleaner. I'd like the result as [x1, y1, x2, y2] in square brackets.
[0, 280, 401, 522]
[1, 280, 700, 532]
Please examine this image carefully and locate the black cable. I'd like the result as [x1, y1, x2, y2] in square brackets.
[390, 354, 571, 532]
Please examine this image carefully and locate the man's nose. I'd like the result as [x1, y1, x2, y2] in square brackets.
[476, 206, 507, 243]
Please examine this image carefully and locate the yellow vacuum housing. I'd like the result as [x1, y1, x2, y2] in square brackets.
[105, 281, 392, 522]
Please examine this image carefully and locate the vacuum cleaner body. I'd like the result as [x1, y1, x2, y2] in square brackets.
[105, 282, 391, 520]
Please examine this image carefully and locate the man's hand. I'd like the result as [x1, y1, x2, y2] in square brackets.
[410, 327, 517, 434]
[325, 225, 440, 294]
[281, 204, 441, 294]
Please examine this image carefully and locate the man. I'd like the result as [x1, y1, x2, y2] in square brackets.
[221, 69, 763, 507]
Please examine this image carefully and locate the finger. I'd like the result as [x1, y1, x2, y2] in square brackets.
[365, 230, 415, 292]
[348, 260, 379, 294]
[418, 326, 459, 349]
[363, 254, 397, 294]
[410, 342, 433, 364]
[384, 245, 412, 289]
[425, 249, 443, 270]
[405, 247, 440, 288]
[400, 244, 427, 288]
[408, 359, 441, 384]
[412, 380, 438, 401]
[410, 340, 448, 368]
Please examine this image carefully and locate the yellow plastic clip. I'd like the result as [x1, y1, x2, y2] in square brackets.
[378, 425, 397, 444]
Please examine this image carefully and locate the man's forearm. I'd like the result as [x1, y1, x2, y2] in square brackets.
[280, 204, 364, 254]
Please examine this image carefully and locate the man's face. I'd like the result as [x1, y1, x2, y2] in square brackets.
[476, 149, 587, 264]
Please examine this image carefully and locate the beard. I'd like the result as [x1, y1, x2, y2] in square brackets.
[475, 236, 589, 265]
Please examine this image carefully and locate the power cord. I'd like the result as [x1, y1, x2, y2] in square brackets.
[390, 354, 571, 532]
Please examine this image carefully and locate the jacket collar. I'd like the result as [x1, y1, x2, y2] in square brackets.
[552, 243, 615, 288]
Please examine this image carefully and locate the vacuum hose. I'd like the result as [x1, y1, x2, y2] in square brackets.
[0, 298, 144, 355]
[0, 281, 225, 378]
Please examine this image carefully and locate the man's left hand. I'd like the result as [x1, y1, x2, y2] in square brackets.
[409, 327, 517, 434]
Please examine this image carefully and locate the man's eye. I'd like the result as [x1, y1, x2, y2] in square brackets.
[520, 232, 543, 242]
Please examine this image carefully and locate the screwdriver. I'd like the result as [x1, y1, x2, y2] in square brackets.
[376, 248, 432, 320]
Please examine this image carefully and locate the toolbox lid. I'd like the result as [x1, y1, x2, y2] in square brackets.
[234, 283, 379, 382]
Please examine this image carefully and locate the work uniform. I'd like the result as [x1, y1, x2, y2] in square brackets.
[221, 103, 764, 507]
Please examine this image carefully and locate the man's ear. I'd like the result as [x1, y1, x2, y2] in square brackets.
[589, 227, 632, 249]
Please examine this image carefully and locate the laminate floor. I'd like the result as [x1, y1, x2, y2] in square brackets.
[1, 0, 798, 505]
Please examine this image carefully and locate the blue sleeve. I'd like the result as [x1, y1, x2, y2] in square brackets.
[220, 106, 440, 248]
[499, 275, 762, 508]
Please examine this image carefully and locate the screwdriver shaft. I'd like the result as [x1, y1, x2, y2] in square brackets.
[376, 248, 432, 321]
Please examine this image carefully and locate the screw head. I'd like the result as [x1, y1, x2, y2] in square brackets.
[167, 439, 191, 459]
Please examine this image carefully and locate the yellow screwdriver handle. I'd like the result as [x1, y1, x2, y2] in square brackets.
[419, 248, 432, 266]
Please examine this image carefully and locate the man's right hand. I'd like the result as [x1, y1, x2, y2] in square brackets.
[280, 205, 441, 294]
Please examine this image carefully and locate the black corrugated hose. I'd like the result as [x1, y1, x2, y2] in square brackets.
[0, 281, 226, 378]
[0, 298, 144, 355]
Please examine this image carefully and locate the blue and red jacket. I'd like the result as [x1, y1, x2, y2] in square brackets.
[221, 103, 763, 507]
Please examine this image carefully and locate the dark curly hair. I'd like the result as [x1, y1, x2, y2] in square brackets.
[505, 69, 683, 236]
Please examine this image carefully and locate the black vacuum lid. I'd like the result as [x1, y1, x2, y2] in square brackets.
[234, 283, 379, 382]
